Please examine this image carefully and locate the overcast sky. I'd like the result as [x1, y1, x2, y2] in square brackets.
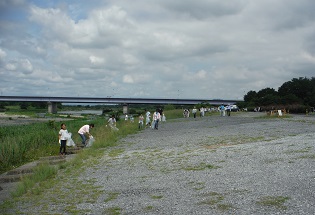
[1, 0, 314, 100]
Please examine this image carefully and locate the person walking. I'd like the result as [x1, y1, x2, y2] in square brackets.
[59, 123, 69, 155]
[153, 109, 161, 130]
[145, 110, 151, 128]
[78, 124, 94, 147]
[219, 104, 225, 117]
[226, 105, 231, 116]
[138, 114, 144, 129]
[192, 107, 197, 118]
[161, 113, 166, 122]
[200, 107, 205, 117]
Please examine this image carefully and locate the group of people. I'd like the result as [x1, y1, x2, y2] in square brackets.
[58, 123, 94, 155]
[145, 109, 166, 130]
[184, 105, 234, 118]
[58, 110, 167, 155]
[219, 104, 232, 117]
[191, 107, 206, 118]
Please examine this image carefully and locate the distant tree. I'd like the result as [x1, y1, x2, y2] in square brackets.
[280, 94, 301, 105]
[278, 77, 313, 105]
[244, 90, 257, 103]
[257, 94, 280, 106]
[257, 88, 277, 98]
[242, 76, 314, 112]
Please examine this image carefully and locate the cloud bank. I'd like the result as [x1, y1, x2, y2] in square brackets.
[0, 0, 314, 100]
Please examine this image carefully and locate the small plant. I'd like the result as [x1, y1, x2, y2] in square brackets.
[103, 206, 121, 215]
[217, 203, 235, 211]
[151, 195, 163, 199]
[104, 192, 120, 202]
[144, 205, 154, 211]
[256, 196, 290, 209]
[200, 192, 224, 205]
[299, 154, 315, 159]
[285, 147, 312, 154]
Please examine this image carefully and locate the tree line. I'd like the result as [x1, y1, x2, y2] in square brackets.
[238, 77, 315, 113]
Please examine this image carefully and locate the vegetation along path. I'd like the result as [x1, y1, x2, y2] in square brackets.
[2, 112, 315, 214]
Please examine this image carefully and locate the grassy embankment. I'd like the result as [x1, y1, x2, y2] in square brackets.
[0, 108, 193, 204]
[0, 108, 194, 174]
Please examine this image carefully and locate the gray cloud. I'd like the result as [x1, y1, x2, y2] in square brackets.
[0, 0, 314, 100]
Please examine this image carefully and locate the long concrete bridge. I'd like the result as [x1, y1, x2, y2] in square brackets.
[0, 96, 241, 114]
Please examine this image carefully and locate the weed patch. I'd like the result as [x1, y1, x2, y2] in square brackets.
[298, 154, 315, 159]
[199, 192, 236, 211]
[104, 206, 121, 215]
[204, 135, 265, 149]
[285, 147, 312, 154]
[151, 195, 163, 199]
[104, 192, 120, 202]
[256, 196, 290, 209]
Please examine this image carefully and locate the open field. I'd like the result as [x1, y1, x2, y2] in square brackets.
[1, 112, 315, 214]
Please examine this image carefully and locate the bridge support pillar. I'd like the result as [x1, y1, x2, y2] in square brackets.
[48, 102, 57, 114]
[123, 104, 129, 114]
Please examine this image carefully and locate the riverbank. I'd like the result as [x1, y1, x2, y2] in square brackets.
[0, 113, 72, 126]
[2, 112, 315, 214]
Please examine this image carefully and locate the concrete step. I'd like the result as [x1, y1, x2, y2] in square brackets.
[0, 173, 33, 183]
[6, 168, 34, 175]
[39, 155, 66, 161]
[38, 159, 66, 165]
[38, 155, 66, 165]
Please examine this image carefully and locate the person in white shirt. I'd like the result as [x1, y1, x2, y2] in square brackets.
[200, 107, 205, 117]
[78, 124, 94, 147]
[226, 105, 231, 116]
[145, 111, 151, 127]
[153, 110, 161, 130]
[59, 123, 69, 155]
[138, 114, 144, 129]
[192, 107, 197, 118]
[161, 113, 166, 122]
[107, 115, 119, 131]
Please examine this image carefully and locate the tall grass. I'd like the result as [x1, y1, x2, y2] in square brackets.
[0, 117, 105, 174]
[12, 163, 58, 198]
[1, 117, 140, 200]
[0, 110, 182, 174]
[164, 109, 185, 119]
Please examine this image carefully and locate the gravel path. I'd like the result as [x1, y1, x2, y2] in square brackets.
[3, 112, 315, 214]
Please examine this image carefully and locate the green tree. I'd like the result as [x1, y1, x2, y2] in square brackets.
[244, 90, 257, 103]
[256, 94, 280, 106]
[278, 77, 313, 106]
[257, 88, 277, 98]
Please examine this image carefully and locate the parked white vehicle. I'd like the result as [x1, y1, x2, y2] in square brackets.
[225, 105, 239, 112]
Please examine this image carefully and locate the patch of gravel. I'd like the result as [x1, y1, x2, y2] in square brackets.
[4, 112, 315, 214]
[81, 113, 315, 214]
